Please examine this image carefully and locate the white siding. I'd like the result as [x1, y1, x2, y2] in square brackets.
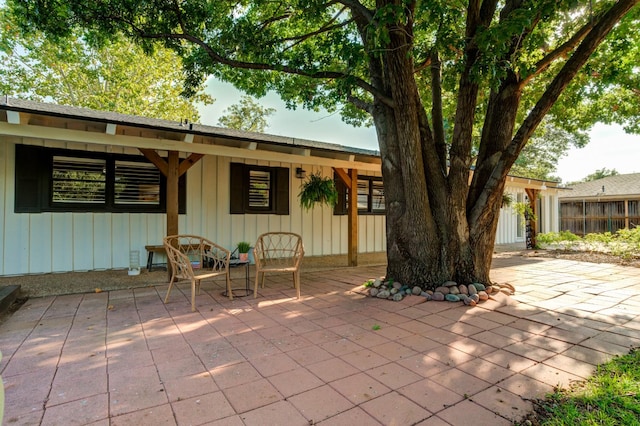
[1, 138, 559, 275]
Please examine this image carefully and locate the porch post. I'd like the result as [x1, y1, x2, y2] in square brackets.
[333, 167, 359, 266]
[525, 188, 538, 249]
[348, 168, 358, 266]
[167, 151, 180, 237]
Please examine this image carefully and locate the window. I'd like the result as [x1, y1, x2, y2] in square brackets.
[334, 174, 385, 215]
[15, 144, 185, 213]
[114, 160, 161, 205]
[230, 163, 289, 215]
[52, 156, 106, 204]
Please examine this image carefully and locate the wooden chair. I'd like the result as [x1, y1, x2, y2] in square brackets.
[253, 232, 304, 299]
[163, 235, 231, 311]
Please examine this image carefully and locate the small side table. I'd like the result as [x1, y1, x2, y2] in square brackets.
[224, 259, 251, 297]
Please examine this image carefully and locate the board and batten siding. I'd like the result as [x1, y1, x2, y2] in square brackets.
[1, 139, 386, 275]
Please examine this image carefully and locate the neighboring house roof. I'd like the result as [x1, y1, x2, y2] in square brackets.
[560, 173, 640, 200]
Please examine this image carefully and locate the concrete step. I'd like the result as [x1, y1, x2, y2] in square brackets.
[0, 285, 21, 315]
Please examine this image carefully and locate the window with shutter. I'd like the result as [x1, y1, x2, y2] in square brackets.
[333, 174, 385, 215]
[14, 145, 185, 213]
[230, 163, 289, 215]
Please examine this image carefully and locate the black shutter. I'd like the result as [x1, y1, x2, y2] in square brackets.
[229, 163, 245, 214]
[275, 167, 290, 215]
[178, 174, 187, 214]
[333, 173, 347, 215]
[15, 145, 48, 213]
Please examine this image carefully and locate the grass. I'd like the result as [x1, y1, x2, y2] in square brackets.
[518, 348, 640, 425]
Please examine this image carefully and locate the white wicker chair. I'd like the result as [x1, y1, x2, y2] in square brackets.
[253, 232, 304, 299]
[163, 235, 231, 311]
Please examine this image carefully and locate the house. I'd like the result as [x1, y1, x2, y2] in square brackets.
[559, 173, 640, 235]
[0, 97, 560, 276]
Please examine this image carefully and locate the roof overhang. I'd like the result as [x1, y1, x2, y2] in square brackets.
[0, 98, 382, 172]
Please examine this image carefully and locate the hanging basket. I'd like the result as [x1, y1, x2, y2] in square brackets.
[298, 172, 338, 210]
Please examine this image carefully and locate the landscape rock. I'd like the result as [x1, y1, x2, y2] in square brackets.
[458, 284, 469, 295]
[468, 284, 478, 296]
[478, 290, 489, 301]
[393, 293, 404, 301]
[376, 290, 390, 299]
[443, 280, 458, 287]
[412, 286, 422, 295]
[472, 282, 486, 291]
[373, 278, 383, 288]
[432, 292, 445, 301]
[369, 288, 379, 297]
[445, 294, 461, 302]
[392, 281, 402, 290]
[434, 286, 450, 295]
[390, 288, 398, 295]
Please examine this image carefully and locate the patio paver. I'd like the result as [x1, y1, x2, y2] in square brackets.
[2, 253, 640, 424]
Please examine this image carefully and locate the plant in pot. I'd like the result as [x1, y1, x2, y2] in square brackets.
[298, 172, 339, 210]
[236, 241, 251, 262]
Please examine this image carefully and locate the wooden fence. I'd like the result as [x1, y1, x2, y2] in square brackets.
[560, 200, 640, 236]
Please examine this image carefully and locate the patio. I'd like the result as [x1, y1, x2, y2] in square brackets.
[1, 253, 639, 425]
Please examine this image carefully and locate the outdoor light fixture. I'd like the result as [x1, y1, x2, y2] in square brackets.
[541, 182, 547, 190]
[296, 167, 307, 179]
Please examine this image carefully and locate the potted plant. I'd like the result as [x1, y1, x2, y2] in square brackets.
[237, 241, 251, 262]
[298, 171, 339, 210]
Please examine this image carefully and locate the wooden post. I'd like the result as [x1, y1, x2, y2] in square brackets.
[525, 188, 538, 249]
[348, 168, 358, 266]
[167, 151, 180, 237]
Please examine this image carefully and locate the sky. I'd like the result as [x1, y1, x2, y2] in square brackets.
[199, 78, 640, 184]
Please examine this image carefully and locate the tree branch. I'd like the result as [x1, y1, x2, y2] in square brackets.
[346, 94, 373, 114]
[335, 0, 374, 24]
[129, 28, 394, 108]
[430, 50, 446, 169]
[521, 19, 595, 86]
[469, 0, 640, 226]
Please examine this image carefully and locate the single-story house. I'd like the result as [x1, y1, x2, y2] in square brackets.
[559, 173, 640, 235]
[0, 97, 560, 276]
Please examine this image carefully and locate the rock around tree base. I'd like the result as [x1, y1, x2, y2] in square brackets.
[364, 277, 515, 306]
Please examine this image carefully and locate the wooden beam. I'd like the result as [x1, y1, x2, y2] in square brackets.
[139, 148, 168, 176]
[0, 122, 381, 172]
[333, 167, 352, 190]
[178, 153, 205, 176]
[348, 168, 358, 266]
[7, 111, 21, 124]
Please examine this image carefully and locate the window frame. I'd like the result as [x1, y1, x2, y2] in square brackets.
[229, 162, 290, 215]
[15, 145, 186, 214]
[334, 173, 386, 216]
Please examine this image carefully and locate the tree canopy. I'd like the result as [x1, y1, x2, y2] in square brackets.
[0, 7, 212, 121]
[218, 95, 276, 133]
[8, 0, 639, 287]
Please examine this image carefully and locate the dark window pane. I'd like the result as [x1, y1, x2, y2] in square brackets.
[52, 156, 106, 203]
[115, 161, 160, 205]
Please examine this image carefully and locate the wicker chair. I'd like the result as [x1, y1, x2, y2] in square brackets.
[163, 235, 231, 311]
[253, 232, 304, 299]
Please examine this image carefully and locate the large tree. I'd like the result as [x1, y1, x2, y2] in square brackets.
[9, 0, 639, 288]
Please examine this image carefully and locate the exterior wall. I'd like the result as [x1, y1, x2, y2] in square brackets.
[1, 137, 558, 276]
[0, 139, 386, 275]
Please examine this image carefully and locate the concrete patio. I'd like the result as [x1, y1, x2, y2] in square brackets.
[1, 253, 639, 425]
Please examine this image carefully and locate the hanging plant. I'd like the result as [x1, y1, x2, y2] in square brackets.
[298, 172, 338, 210]
[501, 193, 513, 208]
